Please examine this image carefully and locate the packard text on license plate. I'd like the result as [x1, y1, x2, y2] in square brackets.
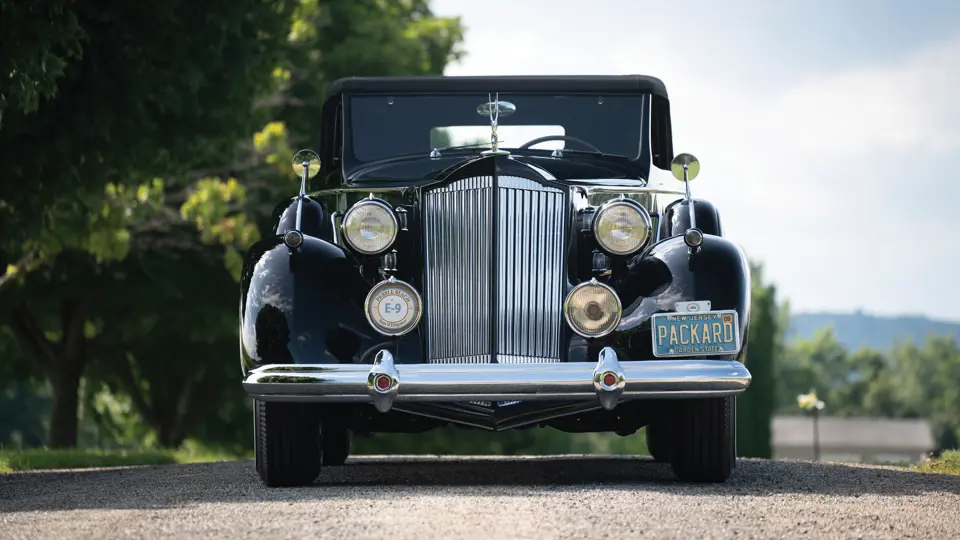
[650, 310, 740, 357]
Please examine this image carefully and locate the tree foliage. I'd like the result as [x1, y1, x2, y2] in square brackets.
[0, 0, 84, 118]
[0, 0, 465, 450]
[0, 0, 296, 289]
[736, 262, 780, 458]
[0, 0, 297, 447]
[777, 327, 960, 451]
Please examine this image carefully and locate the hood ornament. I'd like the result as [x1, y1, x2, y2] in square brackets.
[478, 93, 514, 156]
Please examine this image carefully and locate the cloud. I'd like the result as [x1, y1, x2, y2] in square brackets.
[662, 35, 960, 317]
[434, 0, 960, 319]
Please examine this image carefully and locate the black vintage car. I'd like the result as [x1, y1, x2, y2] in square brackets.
[239, 75, 752, 487]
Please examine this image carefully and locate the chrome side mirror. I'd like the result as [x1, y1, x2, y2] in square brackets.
[289, 149, 322, 239]
[670, 153, 702, 249]
[670, 153, 700, 183]
[293, 149, 322, 180]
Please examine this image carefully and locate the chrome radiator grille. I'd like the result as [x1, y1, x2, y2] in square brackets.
[423, 175, 565, 364]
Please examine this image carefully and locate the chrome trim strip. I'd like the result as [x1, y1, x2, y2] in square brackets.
[573, 185, 685, 196]
[244, 359, 753, 404]
[392, 401, 602, 431]
[309, 183, 685, 200]
[330, 211, 341, 246]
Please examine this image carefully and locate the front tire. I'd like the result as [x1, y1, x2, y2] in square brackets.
[668, 396, 736, 482]
[645, 422, 671, 462]
[321, 422, 351, 466]
[254, 400, 323, 487]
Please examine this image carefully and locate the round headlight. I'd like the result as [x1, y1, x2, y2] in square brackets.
[342, 199, 398, 255]
[563, 279, 622, 338]
[365, 277, 423, 336]
[593, 200, 652, 255]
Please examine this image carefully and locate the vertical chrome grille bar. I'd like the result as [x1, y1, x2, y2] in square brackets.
[423, 175, 564, 365]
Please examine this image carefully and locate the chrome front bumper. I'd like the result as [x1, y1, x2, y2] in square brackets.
[243, 347, 752, 413]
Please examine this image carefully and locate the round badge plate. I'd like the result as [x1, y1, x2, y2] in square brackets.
[365, 278, 422, 336]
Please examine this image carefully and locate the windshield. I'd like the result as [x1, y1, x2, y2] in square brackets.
[345, 93, 649, 168]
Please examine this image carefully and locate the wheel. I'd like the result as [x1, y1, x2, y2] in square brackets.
[254, 399, 323, 487]
[321, 422, 351, 466]
[645, 422, 671, 462]
[668, 396, 736, 482]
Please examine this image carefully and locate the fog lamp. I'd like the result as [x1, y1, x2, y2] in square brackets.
[563, 279, 622, 338]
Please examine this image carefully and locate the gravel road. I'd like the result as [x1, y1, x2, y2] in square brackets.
[2, 455, 959, 539]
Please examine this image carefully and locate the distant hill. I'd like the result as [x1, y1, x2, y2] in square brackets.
[787, 311, 960, 351]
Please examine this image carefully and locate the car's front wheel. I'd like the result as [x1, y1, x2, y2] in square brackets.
[668, 396, 736, 482]
[254, 400, 323, 487]
[645, 421, 671, 462]
[321, 421, 352, 466]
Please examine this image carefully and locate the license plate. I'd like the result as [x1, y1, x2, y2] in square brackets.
[651, 310, 740, 357]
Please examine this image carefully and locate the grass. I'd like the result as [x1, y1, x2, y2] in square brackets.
[915, 450, 960, 476]
[0, 446, 241, 473]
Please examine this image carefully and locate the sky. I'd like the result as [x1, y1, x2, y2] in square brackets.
[431, 0, 960, 321]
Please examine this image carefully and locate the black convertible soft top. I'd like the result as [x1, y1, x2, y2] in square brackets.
[319, 75, 675, 172]
[325, 75, 669, 101]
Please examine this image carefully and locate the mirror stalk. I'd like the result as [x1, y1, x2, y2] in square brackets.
[671, 153, 701, 235]
[683, 164, 696, 230]
[289, 149, 322, 240]
[295, 161, 308, 231]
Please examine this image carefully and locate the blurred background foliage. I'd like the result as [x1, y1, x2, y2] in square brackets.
[1, 0, 958, 459]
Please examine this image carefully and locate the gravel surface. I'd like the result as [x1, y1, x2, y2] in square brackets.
[1, 455, 959, 539]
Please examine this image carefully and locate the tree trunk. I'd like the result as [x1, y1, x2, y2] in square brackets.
[8, 300, 91, 449]
[49, 368, 82, 448]
[156, 425, 187, 449]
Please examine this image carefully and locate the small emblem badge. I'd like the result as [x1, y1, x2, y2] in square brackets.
[675, 300, 711, 313]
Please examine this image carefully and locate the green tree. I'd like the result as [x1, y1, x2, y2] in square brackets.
[77, 0, 465, 450]
[894, 335, 960, 450]
[0, 0, 296, 447]
[776, 327, 849, 414]
[736, 262, 780, 458]
[0, 1, 84, 119]
[90, 238, 241, 448]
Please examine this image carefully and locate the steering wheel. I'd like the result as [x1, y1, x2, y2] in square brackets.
[518, 135, 602, 153]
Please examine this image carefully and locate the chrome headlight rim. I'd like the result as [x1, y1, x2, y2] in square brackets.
[563, 279, 623, 339]
[364, 277, 423, 337]
[592, 198, 653, 256]
[341, 198, 399, 255]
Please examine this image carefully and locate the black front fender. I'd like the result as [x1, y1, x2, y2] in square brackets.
[573, 234, 750, 362]
[238, 235, 426, 374]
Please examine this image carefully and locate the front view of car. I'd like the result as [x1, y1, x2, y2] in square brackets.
[238, 75, 752, 487]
